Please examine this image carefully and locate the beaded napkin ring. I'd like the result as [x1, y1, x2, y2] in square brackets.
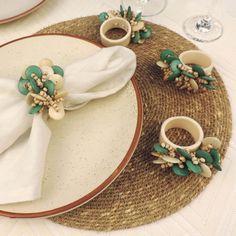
[99, 5, 152, 44]
[151, 116, 222, 177]
[17, 58, 67, 120]
[156, 49, 216, 92]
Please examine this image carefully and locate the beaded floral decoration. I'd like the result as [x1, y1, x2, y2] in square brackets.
[156, 49, 216, 92]
[99, 5, 152, 44]
[17, 58, 68, 120]
[151, 137, 222, 177]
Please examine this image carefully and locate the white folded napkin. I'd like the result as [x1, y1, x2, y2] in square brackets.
[0, 46, 136, 204]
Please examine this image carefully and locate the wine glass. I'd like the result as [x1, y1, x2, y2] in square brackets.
[121, 0, 167, 17]
[183, 0, 223, 42]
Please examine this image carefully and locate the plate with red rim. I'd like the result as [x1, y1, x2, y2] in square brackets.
[0, 0, 47, 24]
[0, 34, 143, 218]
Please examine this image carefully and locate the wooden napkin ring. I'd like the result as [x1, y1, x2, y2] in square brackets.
[100, 17, 131, 47]
[152, 116, 222, 177]
[179, 50, 213, 74]
[159, 116, 204, 152]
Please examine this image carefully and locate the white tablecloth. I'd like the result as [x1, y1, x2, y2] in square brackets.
[0, 0, 235, 235]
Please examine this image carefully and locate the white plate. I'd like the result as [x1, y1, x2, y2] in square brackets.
[0, 0, 46, 24]
[0, 34, 143, 218]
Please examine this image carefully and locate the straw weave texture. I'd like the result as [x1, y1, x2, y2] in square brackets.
[38, 16, 232, 231]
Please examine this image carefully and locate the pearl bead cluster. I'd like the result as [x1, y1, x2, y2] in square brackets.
[30, 88, 65, 113]
[157, 49, 216, 93]
[18, 58, 67, 120]
[153, 143, 214, 168]
[162, 64, 213, 92]
[151, 137, 222, 177]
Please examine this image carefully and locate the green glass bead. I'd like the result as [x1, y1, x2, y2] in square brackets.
[213, 162, 222, 171]
[202, 84, 216, 90]
[181, 71, 195, 78]
[140, 28, 152, 39]
[186, 160, 202, 174]
[165, 56, 179, 64]
[127, 6, 132, 20]
[172, 164, 189, 176]
[18, 78, 29, 95]
[168, 71, 181, 81]
[153, 143, 169, 154]
[44, 80, 55, 96]
[52, 65, 64, 77]
[176, 148, 192, 160]
[196, 149, 213, 164]
[29, 104, 42, 114]
[29, 78, 40, 94]
[192, 64, 205, 76]
[120, 5, 124, 17]
[25, 65, 42, 80]
[170, 59, 182, 73]
[160, 49, 176, 61]
[135, 12, 142, 22]
[210, 148, 221, 164]
[98, 12, 109, 24]
[131, 31, 141, 43]
[201, 75, 215, 81]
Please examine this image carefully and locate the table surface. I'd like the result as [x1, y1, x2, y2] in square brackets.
[0, 0, 235, 235]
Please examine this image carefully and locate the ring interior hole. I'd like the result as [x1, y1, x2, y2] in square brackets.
[166, 128, 195, 146]
[165, 119, 200, 146]
[182, 52, 211, 68]
[104, 22, 128, 40]
[105, 28, 127, 40]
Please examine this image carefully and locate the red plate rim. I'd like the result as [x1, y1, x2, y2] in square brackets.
[0, 33, 143, 218]
[0, 0, 47, 24]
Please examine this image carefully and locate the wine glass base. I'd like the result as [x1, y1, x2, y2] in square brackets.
[121, 0, 167, 17]
[183, 15, 223, 42]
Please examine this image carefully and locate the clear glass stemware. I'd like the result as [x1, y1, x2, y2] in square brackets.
[183, 0, 223, 42]
[121, 0, 167, 17]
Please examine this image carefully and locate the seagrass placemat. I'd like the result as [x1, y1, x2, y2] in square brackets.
[38, 16, 232, 231]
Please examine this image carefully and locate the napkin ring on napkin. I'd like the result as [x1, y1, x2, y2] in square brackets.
[18, 58, 68, 120]
[156, 49, 216, 92]
[0, 46, 137, 205]
[151, 116, 222, 177]
[99, 5, 152, 45]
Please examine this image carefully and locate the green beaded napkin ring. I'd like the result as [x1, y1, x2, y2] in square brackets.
[151, 116, 222, 177]
[156, 49, 216, 92]
[17, 58, 67, 120]
[99, 5, 152, 44]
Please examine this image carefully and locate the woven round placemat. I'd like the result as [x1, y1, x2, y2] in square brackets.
[38, 16, 232, 231]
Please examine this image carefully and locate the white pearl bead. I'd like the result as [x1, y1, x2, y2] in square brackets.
[39, 58, 53, 67]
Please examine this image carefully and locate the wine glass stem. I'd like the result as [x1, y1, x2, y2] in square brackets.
[195, 16, 212, 32]
[183, 0, 223, 42]
[195, 0, 219, 33]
